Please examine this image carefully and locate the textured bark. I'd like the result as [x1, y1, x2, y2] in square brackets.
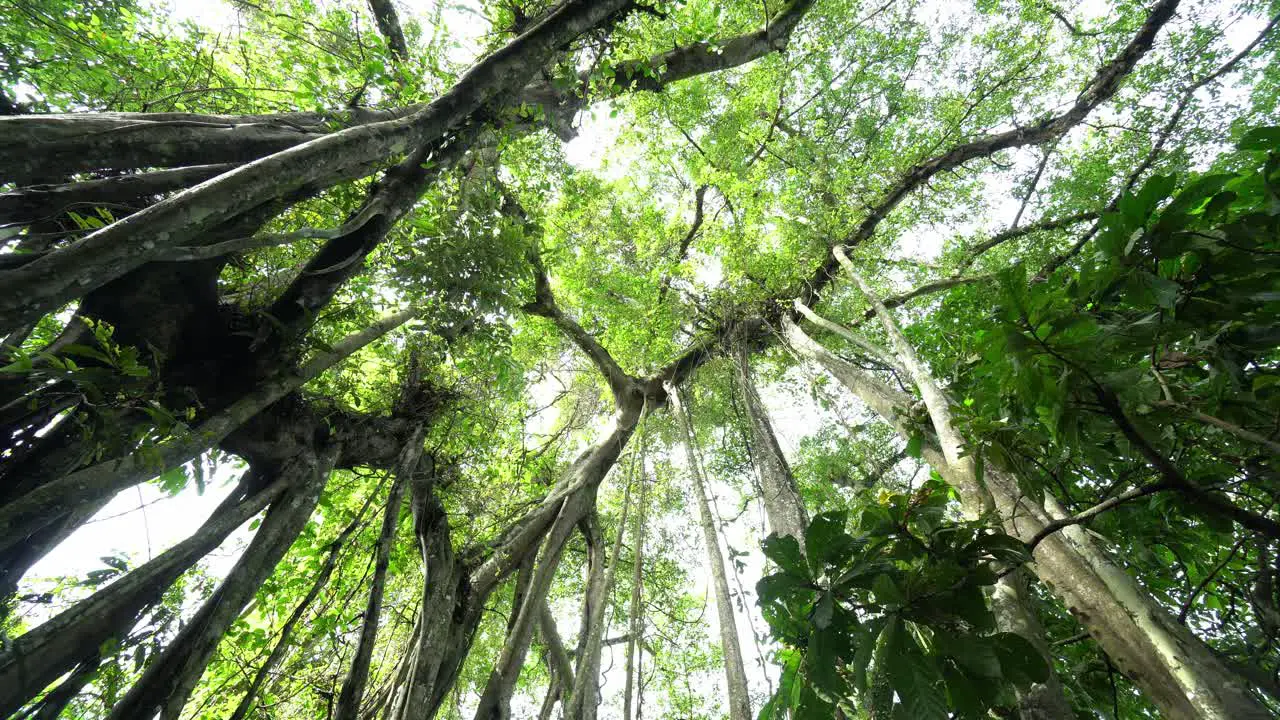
[0, 0, 632, 334]
[734, 344, 807, 546]
[28, 652, 101, 720]
[540, 601, 576, 694]
[473, 484, 594, 720]
[990, 571, 1075, 720]
[0, 110, 403, 184]
[106, 446, 338, 720]
[473, 394, 642, 720]
[366, 0, 410, 62]
[386, 457, 479, 720]
[334, 427, 422, 720]
[783, 317, 1271, 720]
[847, 266, 1069, 717]
[0, 164, 237, 228]
[0, 306, 418, 553]
[569, 515, 606, 718]
[0, 470, 287, 717]
[622, 466, 647, 720]
[567, 473, 633, 720]
[227, 492, 374, 720]
[667, 383, 752, 720]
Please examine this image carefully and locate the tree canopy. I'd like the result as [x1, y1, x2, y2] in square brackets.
[1, 0, 1278, 718]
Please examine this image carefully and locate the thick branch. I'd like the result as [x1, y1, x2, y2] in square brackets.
[0, 0, 633, 334]
[1097, 388, 1280, 541]
[796, 0, 1179, 309]
[1025, 482, 1172, 550]
[0, 306, 420, 552]
[367, 0, 410, 62]
[523, 249, 643, 407]
[0, 164, 237, 228]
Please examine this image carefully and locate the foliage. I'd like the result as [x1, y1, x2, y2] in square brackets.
[756, 479, 1047, 719]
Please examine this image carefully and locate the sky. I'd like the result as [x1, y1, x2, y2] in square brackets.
[16, 0, 1273, 715]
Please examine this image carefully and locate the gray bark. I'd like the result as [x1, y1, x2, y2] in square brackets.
[0, 0, 633, 334]
[734, 344, 807, 546]
[622, 466, 648, 720]
[473, 396, 643, 720]
[0, 164, 238, 228]
[0, 470, 287, 718]
[334, 428, 422, 720]
[566, 473, 633, 720]
[667, 383, 752, 720]
[782, 316, 1271, 720]
[106, 446, 338, 720]
[227, 490, 375, 720]
[386, 457, 477, 720]
[0, 305, 418, 553]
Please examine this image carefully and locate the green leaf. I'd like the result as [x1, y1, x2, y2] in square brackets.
[812, 590, 834, 629]
[762, 533, 810, 580]
[157, 465, 188, 495]
[886, 627, 948, 720]
[805, 511, 853, 573]
[992, 632, 1050, 686]
[941, 660, 987, 718]
[872, 573, 905, 606]
[1239, 126, 1280, 152]
[906, 433, 924, 458]
[806, 625, 843, 693]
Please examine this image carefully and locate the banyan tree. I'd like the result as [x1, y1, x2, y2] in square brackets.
[1, 0, 1278, 718]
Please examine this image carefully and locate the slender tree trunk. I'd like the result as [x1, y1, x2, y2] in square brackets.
[782, 315, 1271, 720]
[540, 600, 576, 696]
[568, 514, 606, 719]
[334, 427, 422, 720]
[386, 457, 478, 720]
[227, 490, 375, 720]
[844, 266, 1072, 719]
[473, 396, 642, 720]
[106, 445, 339, 720]
[567, 472, 634, 720]
[537, 679, 562, 720]
[734, 343, 807, 546]
[666, 383, 752, 720]
[473, 486, 592, 720]
[29, 652, 101, 720]
[0, 470, 287, 717]
[623, 462, 648, 720]
[990, 569, 1074, 720]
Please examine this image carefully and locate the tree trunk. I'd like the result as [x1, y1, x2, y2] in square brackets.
[567, 513, 606, 719]
[28, 652, 101, 720]
[0, 469, 287, 718]
[667, 383, 752, 720]
[106, 445, 339, 720]
[844, 267, 1073, 719]
[782, 315, 1271, 720]
[623, 463, 648, 720]
[227, 490, 375, 720]
[334, 427, 422, 720]
[734, 344, 807, 546]
[567, 471, 634, 720]
[0, 306, 417, 554]
[473, 398, 642, 720]
[386, 457, 478, 720]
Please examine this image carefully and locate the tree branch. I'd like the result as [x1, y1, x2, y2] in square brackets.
[367, 0, 410, 63]
[795, 0, 1180, 310]
[1025, 482, 1172, 551]
[523, 246, 641, 407]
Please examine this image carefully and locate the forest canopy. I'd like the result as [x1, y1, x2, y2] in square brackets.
[1, 0, 1278, 719]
